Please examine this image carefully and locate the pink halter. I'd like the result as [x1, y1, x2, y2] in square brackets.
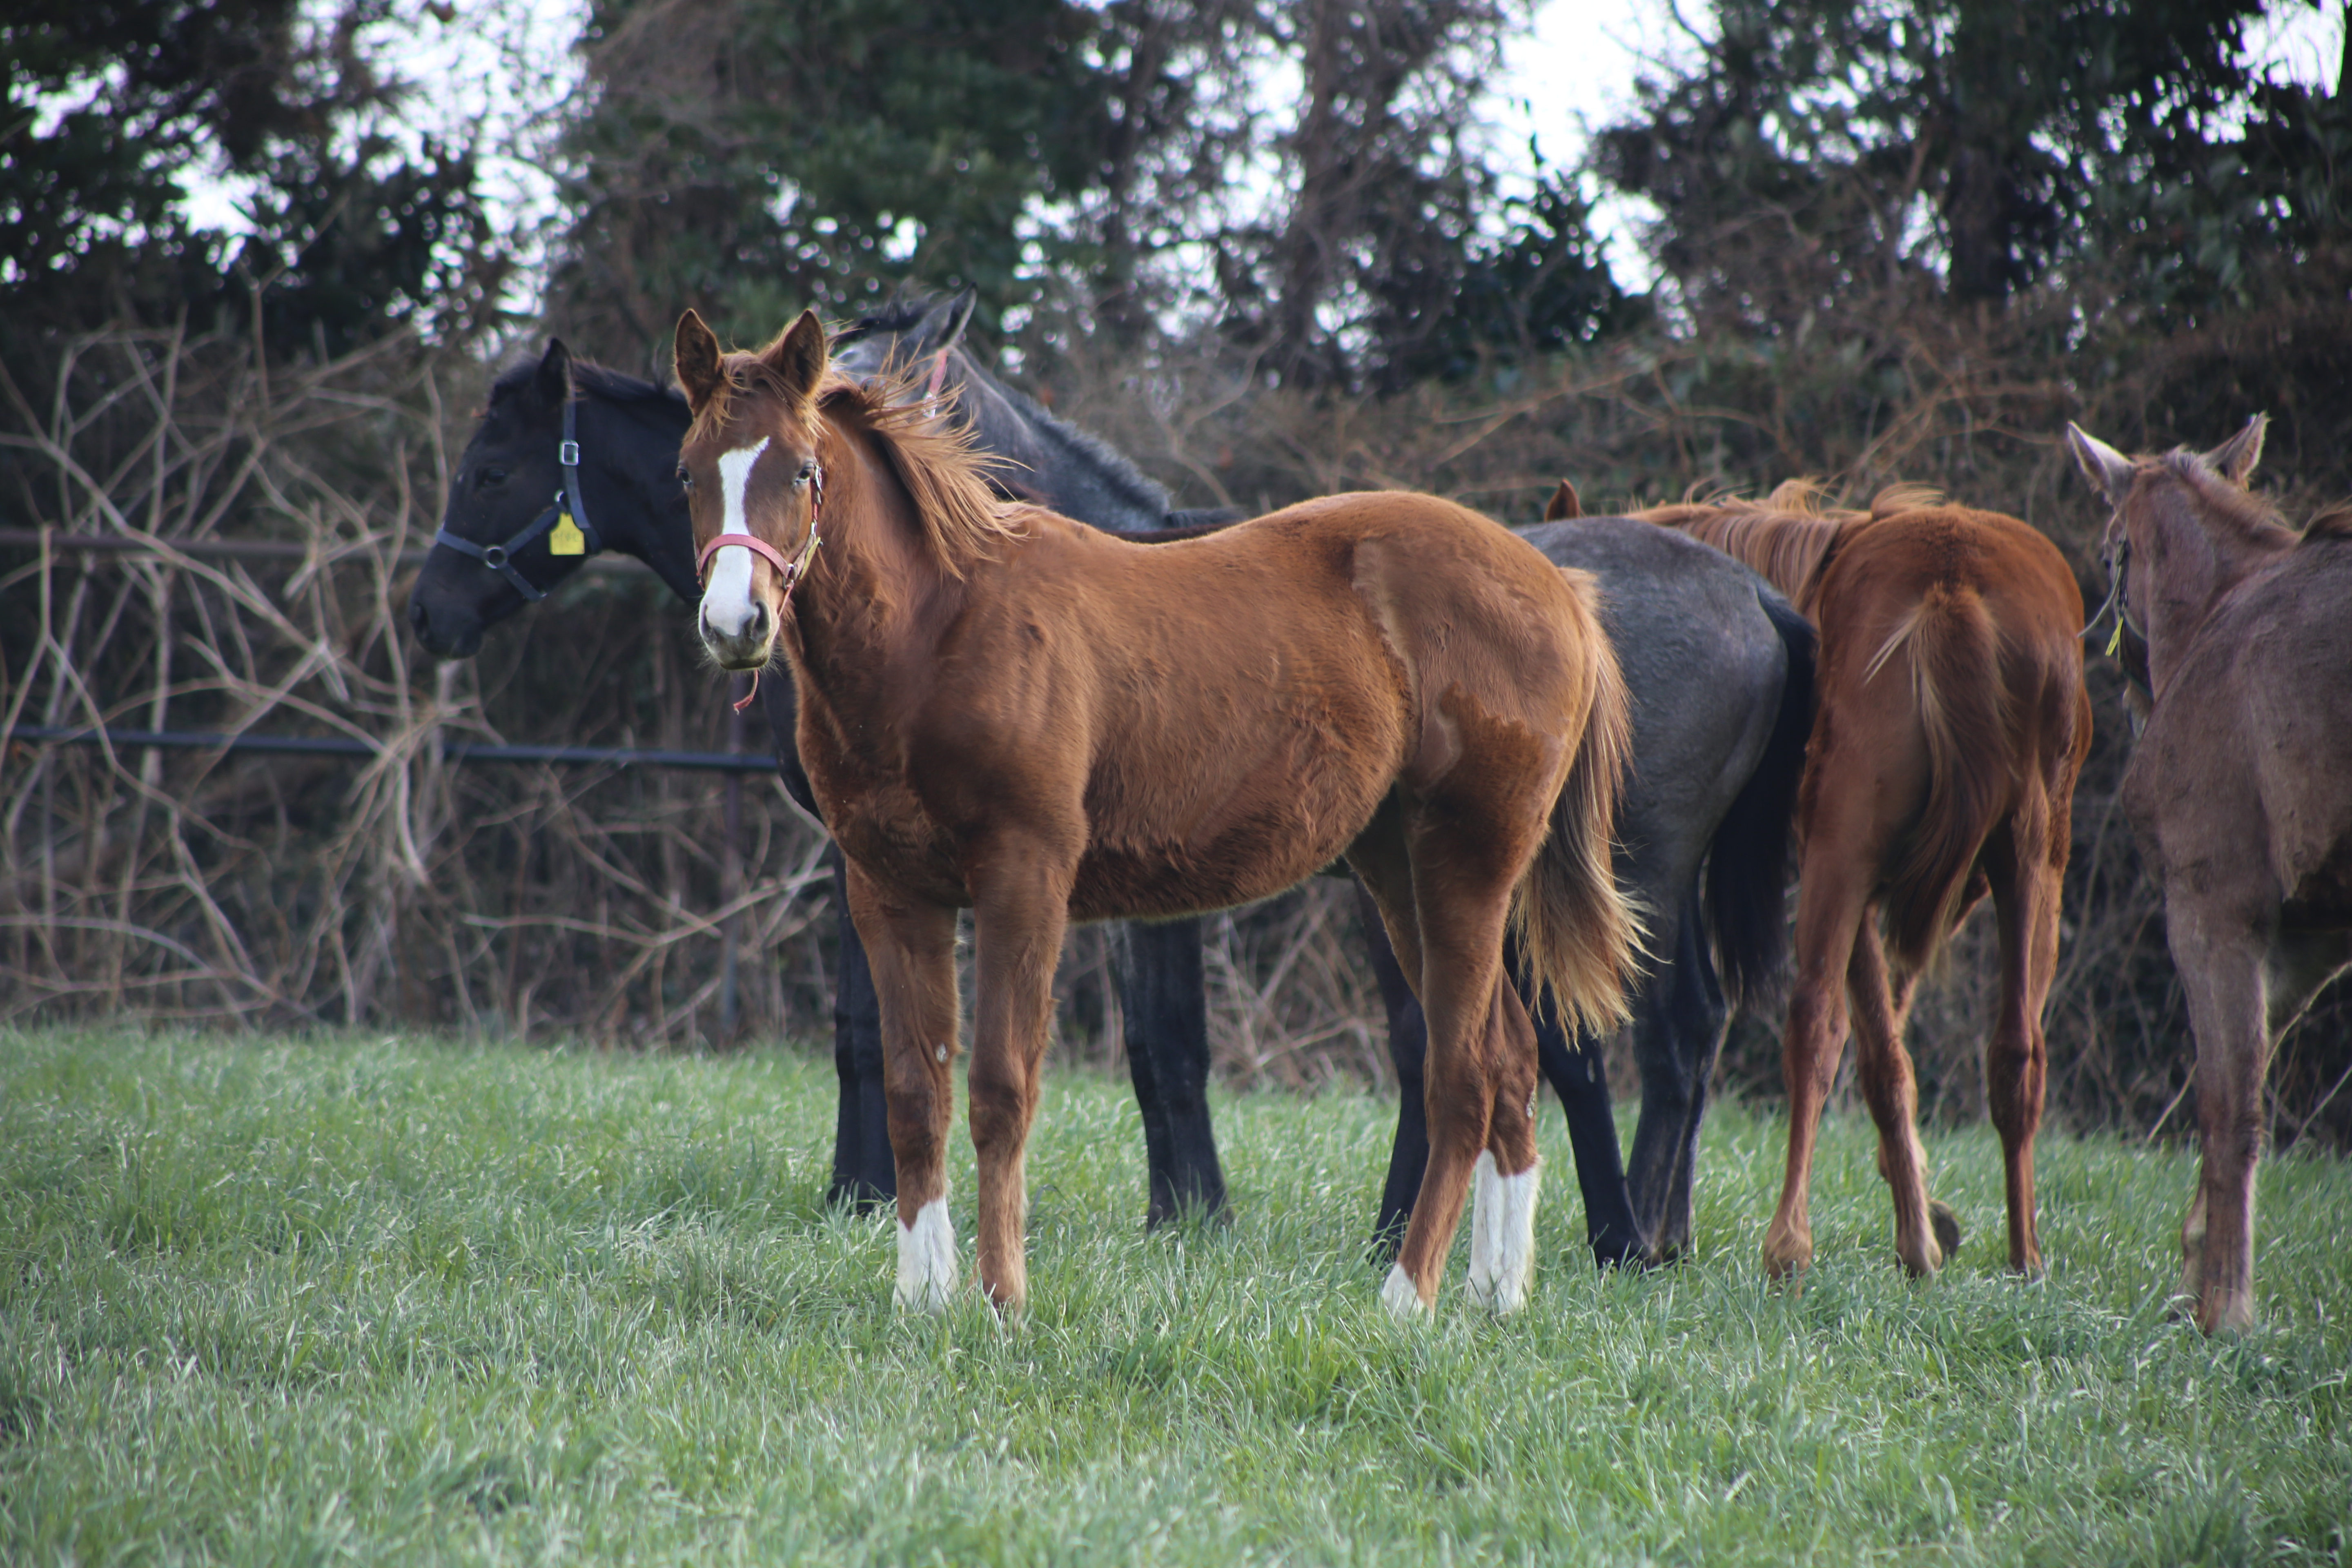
[697, 466, 825, 711]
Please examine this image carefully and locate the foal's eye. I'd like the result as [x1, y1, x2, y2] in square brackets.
[795, 461, 817, 485]
[676, 463, 693, 490]
[474, 466, 507, 490]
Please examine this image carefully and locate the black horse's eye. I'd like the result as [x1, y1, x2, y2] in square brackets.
[474, 466, 507, 490]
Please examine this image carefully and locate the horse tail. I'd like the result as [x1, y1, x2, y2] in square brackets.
[1874, 582, 2009, 973]
[1703, 590, 1816, 1013]
[1515, 573, 1644, 1038]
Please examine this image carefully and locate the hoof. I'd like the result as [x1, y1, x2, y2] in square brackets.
[1929, 1200, 1963, 1258]
[1381, 1263, 1430, 1322]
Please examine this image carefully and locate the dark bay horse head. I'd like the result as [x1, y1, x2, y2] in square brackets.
[412, 339, 699, 657]
[829, 290, 1192, 533]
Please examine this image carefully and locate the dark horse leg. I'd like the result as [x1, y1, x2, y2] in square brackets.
[1360, 881, 1644, 1267]
[1114, 918, 1227, 1225]
[1621, 885, 1733, 1263]
[824, 841, 895, 1211]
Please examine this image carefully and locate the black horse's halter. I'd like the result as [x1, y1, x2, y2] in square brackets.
[432, 399, 606, 601]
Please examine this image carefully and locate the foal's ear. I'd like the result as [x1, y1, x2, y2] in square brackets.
[534, 338, 572, 409]
[759, 309, 829, 407]
[2203, 414, 2267, 486]
[1544, 479, 1582, 522]
[2065, 423, 2136, 505]
[674, 310, 725, 410]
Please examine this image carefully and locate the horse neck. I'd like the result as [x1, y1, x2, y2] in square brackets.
[582, 393, 702, 605]
[947, 358, 1170, 531]
[2129, 479, 2292, 695]
[784, 421, 964, 706]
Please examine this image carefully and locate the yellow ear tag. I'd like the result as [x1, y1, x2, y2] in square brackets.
[2104, 619, 2124, 659]
[549, 513, 586, 556]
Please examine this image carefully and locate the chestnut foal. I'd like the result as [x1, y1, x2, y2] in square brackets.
[673, 308, 1639, 1316]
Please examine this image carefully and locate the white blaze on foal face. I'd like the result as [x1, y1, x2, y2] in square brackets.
[698, 435, 772, 647]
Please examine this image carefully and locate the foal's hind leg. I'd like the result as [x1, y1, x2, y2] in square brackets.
[844, 868, 962, 1309]
[1846, 921, 1941, 1277]
[1984, 821, 2057, 1275]
[966, 844, 1076, 1311]
[1381, 835, 1545, 1316]
[1468, 982, 1545, 1312]
[1763, 859, 1869, 1280]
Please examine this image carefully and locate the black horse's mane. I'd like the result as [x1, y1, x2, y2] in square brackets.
[839, 299, 1169, 519]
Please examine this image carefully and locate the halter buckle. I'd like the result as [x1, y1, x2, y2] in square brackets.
[481, 544, 510, 569]
[559, 439, 581, 468]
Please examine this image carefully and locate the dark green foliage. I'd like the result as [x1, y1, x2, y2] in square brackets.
[547, 0, 1110, 364]
[0, 0, 496, 360]
[1372, 173, 1645, 389]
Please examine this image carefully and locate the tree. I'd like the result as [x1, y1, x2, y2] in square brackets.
[0, 0, 494, 357]
[545, 0, 1111, 365]
[1591, 0, 2326, 322]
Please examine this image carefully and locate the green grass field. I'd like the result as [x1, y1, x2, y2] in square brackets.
[2, 1026, 2346, 1566]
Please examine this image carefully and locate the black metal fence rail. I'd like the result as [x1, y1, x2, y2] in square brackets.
[0, 528, 650, 574]
[7, 724, 781, 775]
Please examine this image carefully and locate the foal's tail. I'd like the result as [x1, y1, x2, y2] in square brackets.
[1515, 573, 1644, 1038]
[1873, 582, 2009, 973]
[1703, 589, 1817, 1013]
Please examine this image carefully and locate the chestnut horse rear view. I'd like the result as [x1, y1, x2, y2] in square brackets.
[1644, 488, 2090, 1281]
[2069, 418, 2352, 1333]
[675, 309, 1638, 1316]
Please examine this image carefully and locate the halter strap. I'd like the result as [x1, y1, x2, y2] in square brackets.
[923, 345, 953, 403]
[2082, 535, 2140, 657]
[431, 399, 607, 601]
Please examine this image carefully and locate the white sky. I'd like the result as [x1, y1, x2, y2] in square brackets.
[175, 0, 2347, 313]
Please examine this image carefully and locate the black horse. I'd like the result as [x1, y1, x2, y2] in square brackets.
[414, 296, 1815, 1266]
[410, 315, 1230, 1226]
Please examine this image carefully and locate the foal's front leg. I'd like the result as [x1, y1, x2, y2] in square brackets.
[844, 867, 962, 1309]
[969, 846, 1076, 1310]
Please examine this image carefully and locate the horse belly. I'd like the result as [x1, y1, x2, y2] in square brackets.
[1067, 708, 1398, 922]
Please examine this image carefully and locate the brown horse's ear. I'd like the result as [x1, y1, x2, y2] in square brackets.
[1544, 479, 1581, 522]
[2203, 414, 2267, 486]
[675, 310, 724, 411]
[760, 309, 829, 407]
[2066, 423, 2136, 505]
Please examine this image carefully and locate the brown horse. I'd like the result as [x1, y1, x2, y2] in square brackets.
[672, 308, 1639, 1316]
[1643, 486, 2091, 1281]
[2068, 418, 2352, 1333]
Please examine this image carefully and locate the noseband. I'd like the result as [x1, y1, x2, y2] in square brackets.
[433, 399, 605, 601]
[696, 465, 825, 712]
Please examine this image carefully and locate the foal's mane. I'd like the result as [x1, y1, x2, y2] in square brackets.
[688, 334, 1022, 579]
[837, 295, 1173, 522]
[1634, 480, 1940, 612]
[817, 368, 1026, 577]
[2152, 450, 2328, 551]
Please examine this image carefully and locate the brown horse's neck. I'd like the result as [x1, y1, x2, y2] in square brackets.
[2128, 473, 2295, 697]
[781, 421, 963, 708]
